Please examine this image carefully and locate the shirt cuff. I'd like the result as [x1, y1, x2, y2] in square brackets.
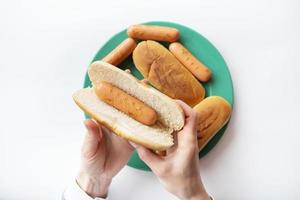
[63, 179, 107, 200]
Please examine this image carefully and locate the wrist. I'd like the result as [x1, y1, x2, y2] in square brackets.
[76, 171, 112, 198]
[185, 192, 211, 200]
[179, 180, 210, 200]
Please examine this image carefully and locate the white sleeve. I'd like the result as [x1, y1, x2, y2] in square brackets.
[63, 179, 107, 200]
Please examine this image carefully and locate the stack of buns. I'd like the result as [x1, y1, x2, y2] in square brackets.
[73, 24, 232, 152]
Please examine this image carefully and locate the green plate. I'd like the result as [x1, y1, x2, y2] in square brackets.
[83, 21, 234, 171]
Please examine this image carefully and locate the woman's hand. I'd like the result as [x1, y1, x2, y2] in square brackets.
[76, 119, 134, 198]
[136, 100, 210, 200]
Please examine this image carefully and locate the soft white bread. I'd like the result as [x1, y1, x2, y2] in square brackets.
[73, 61, 185, 150]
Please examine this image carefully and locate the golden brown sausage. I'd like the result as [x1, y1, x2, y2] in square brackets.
[94, 81, 158, 126]
[133, 40, 205, 107]
[193, 96, 232, 151]
[102, 38, 137, 66]
[127, 25, 180, 42]
[169, 42, 212, 82]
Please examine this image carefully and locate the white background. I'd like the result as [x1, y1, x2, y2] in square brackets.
[1, 0, 300, 199]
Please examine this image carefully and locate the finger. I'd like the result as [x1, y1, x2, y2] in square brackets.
[97, 123, 110, 136]
[125, 69, 131, 74]
[167, 132, 178, 155]
[177, 119, 198, 148]
[176, 100, 197, 130]
[136, 145, 163, 169]
[176, 100, 194, 118]
[81, 119, 102, 159]
[195, 112, 201, 138]
[155, 150, 166, 156]
[140, 79, 148, 85]
[129, 141, 137, 149]
[96, 121, 134, 152]
[177, 128, 197, 150]
[84, 119, 102, 141]
[175, 101, 198, 148]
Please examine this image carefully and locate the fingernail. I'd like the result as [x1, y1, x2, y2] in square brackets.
[129, 142, 138, 149]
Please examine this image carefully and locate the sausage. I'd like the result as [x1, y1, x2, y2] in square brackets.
[102, 38, 137, 66]
[169, 42, 212, 82]
[127, 25, 180, 42]
[94, 81, 158, 126]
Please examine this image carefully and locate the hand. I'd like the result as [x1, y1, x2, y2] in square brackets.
[76, 119, 134, 198]
[136, 100, 210, 200]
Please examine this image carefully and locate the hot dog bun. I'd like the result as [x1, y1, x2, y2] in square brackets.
[73, 61, 185, 150]
[133, 40, 205, 107]
[193, 96, 232, 151]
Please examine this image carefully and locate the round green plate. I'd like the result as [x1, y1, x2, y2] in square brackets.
[83, 21, 234, 171]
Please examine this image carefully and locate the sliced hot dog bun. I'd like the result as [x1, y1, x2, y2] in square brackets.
[73, 61, 184, 150]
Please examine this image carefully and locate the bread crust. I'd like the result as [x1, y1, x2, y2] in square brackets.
[73, 61, 185, 150]
[89, 61, 185, 131]
[133, 40, 205, 106]
[74, 96, 171, 150]
[193, 96, 232, 151]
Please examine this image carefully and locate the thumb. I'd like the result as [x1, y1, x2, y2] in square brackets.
[136, 145, 162, 170]
[81, 119, 102, 160]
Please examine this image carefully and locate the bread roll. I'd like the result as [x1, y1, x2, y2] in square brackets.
[73, 61, 185, 150]
[133, 40, 205, 107]
[193, 96, 232, 151]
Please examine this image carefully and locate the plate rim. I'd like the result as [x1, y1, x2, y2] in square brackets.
[83, 21, 234, 171]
